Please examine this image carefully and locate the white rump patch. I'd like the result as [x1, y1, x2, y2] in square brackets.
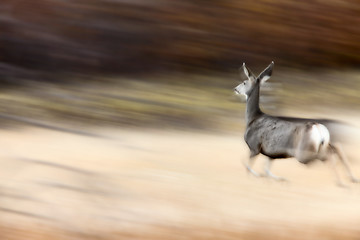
[310, 124, 330, 153]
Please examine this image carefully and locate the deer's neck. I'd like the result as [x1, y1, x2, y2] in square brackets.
[246, 84, 262, 125]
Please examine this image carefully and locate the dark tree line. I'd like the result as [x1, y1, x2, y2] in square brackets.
[0, 0, 359, 81]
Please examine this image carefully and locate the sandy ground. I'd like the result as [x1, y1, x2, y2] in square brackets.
[0, 122, 360, 239]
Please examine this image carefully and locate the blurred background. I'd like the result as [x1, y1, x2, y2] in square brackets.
[1, 0, 360, 239]
[0, 0, 359, 131]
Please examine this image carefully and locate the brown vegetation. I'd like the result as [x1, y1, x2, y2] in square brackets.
[0, 0, 359, 79]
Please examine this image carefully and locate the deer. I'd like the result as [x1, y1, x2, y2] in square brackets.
[234, 61, 358, 186]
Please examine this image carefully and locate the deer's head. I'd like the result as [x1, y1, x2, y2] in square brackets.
[234, 61, 274, 99]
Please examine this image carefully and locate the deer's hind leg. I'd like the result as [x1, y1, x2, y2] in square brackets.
[331, 143, 359, 183]
[327, 149, 347, 187]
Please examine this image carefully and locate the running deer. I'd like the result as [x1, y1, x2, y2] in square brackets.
[234, 62, 358, 186]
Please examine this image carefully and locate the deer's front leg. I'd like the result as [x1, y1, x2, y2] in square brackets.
[244, 151, 260, 177]
[264, 158, 287, 181]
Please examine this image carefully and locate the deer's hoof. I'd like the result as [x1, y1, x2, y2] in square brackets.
[336, 181, 349, 188]
[246, 167, 260, 178]
[277, 177, 288, 182]
[351, 177, 360, 183]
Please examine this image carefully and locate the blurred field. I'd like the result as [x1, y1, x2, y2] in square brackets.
[0, 121, 360, 239]
[0, 70, 360, 133]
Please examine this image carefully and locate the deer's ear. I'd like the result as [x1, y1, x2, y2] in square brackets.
[258, 61, 274, 84]
[239, 63, 256, 81]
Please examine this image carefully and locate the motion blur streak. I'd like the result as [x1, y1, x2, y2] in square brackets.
[0, 0, 360, 239]
[0, 0, 359, 75]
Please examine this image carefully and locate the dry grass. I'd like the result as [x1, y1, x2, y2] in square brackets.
[1, 70, 360, 133]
